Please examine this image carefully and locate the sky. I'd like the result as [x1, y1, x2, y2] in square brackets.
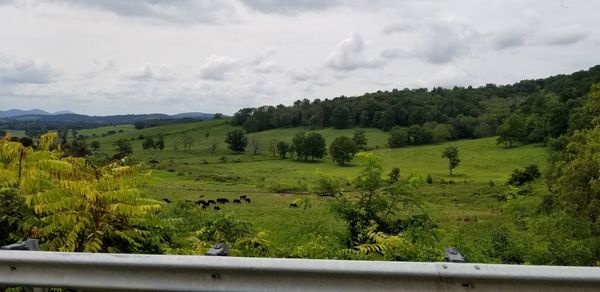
[0, 0, 599, 116]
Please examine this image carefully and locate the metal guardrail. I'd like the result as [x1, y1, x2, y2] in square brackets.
[1, 251, 599, 291]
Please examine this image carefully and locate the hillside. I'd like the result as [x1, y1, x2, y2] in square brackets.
[83, 119, 549, 257]
[232, 65, 600, 150]
[0, 109, 51, 118]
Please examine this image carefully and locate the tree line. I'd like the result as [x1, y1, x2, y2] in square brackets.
[232, 65, 600, 148]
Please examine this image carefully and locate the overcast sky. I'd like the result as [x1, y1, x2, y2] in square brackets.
[0, 0, 599, 115]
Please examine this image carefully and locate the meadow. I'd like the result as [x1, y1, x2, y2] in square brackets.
[84, 119, 550, 256]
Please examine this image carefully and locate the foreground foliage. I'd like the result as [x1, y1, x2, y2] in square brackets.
[0, 133, 161, 252]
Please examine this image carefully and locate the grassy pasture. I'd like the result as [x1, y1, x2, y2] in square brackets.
[87, 119, 550, 253]
[2, 129, 26, 137]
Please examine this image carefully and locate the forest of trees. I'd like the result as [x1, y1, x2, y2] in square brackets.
[232, 65, 600, 147]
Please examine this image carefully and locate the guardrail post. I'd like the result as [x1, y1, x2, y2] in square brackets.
[1, 240, 45, 292]
[205, 243, 229, 256]
[444, 247, 466, 263]
[1, 240, 40, 252]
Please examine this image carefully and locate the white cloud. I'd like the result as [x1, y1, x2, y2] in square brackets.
[126, 64, 176, 82]
[418, 18, 479, 64]
[199, 55, 241, 81]
[431, 65, 473, 88]
[535, 25, 589, 46]
[82, 59, 117, 79]
[381, 17, 479, 64]
[382, 22, 414, 35]
[490, 29, 528, 50]
[0, 56, 59, 84]
[45, 0, 240, 24]
[239, 0, 339, 14]
[327, 31, 385, 71]
[1, 0, 599, 115]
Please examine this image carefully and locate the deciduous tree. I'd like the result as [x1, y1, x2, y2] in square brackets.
[441, 146, 460, 176]
[225, 129, 248, 154]
[329, 136, 358, 166]
[388, 127, 409, 148]
[352, 129, 368, 150]
[113, 138, 133, 159]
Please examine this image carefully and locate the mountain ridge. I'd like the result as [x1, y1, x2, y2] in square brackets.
[0, 109, 215, 120]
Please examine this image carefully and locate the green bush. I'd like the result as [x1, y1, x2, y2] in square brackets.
[508, 164, 541, 186]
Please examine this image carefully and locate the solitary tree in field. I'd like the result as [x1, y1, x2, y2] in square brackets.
[113, 138, 133, 159]
[90, 141, 100, 152]
[142, 137, 155, 151]
[329, 136, 358, 166]
[181, 134, 194, 151]
[291, 131, 307, 160]
[305, 133, 326, 160]
[441, 146, 460, 176]
[225, 129, 248, 154]
[268, 139, 279, 156]
[276, 141, 289, 159]
[250, 138, 260, 155]
[496, 114, 526, 148]
[352, 129, 368, 150]
[155, 135, 165, 151]
[209, 138, 219, 154]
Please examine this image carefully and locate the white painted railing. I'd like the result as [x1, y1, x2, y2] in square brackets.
[1, 251, 599, 291]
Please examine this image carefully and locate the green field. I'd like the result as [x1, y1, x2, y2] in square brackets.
[86, 119, 550, 255]
[2, 129, 26, 137]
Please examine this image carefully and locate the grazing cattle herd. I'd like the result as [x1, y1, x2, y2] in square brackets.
[162, 194, 254, 211]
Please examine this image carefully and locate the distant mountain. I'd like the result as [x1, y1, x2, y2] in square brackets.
[53, 110, 77, 115]
[0, 109, 223, 133]
[6, 113, 174, 124]
[171, 112, 214, 119]
[0, 109, 216, 120]
[0, 109, 50, 118]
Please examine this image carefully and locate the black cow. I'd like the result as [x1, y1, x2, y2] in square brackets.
[195, 200, 207, 206]
[290, 203, 298, 208]
[233, 199, 242, 204]
[162, 198, 172, 204]
[216, 198, 230, 204]
[213, 206, 221, 210]
[201, 205, 207, 210]
[244, 198, 251, 203]
[240, 195, 247, 199]
[208, 200, 216, 204]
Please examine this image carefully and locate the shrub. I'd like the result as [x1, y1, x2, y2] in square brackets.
[312, 172, 345, 197]
[388, 168, 400, 184]
[508, 164, 541, 186]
